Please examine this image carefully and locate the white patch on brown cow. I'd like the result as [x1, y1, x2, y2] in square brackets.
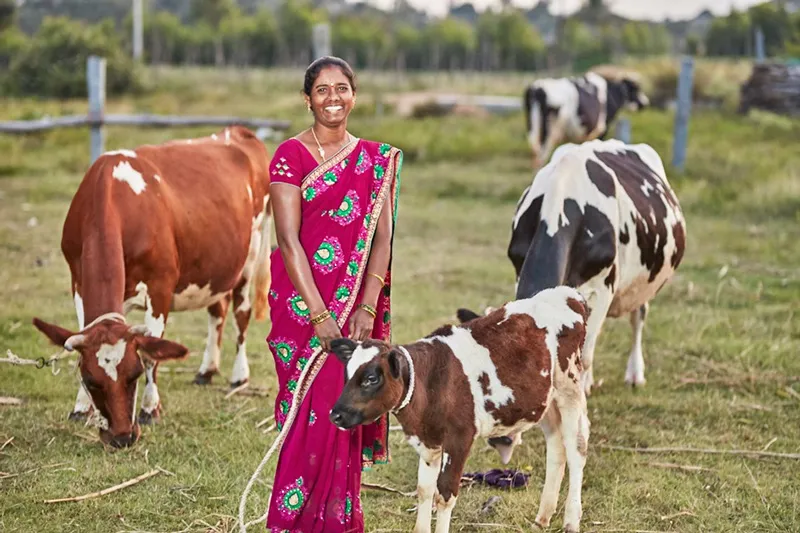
[126, 282, 165, 338]
[141, 362, 160, 413]
[346, 345, 380, 380]
[172, 283, 224, 312]
[104, 149, 137, 158]
[211, 134, 218, 141]
[224, 128, 231, 145]
[199, 315, 224, 374]
[247, 184, 253, 202]
[74, 291, 85, 330]
[112, 161, 146, 195]
[154, 174, 161, 182]
[96, 340, 127, 381]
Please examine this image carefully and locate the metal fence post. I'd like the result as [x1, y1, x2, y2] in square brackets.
[312, 23, 331, 60]
[671, 56, 694, 172]
[133, 0, 144, 61]
[87, 56, 106, 164]
[614, 118, 631, 144]
[754, 27, 765, 63]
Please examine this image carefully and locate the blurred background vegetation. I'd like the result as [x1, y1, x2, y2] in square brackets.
[1, 0, 799, 98]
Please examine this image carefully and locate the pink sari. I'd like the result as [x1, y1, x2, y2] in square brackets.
[265, 137, 402, 533]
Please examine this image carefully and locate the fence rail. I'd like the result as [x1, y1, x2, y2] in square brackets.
[0, 115, 291, 134]
[0, 56, 291, 163]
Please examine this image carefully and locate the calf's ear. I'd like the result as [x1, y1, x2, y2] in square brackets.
[388, 349, 402, 379]
[329, 338, 357, 364]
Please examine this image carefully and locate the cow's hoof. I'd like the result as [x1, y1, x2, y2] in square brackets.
[230, 378, 249, 389]
[193, 370, 217, 385]
[564, 524, 580, 533]
[625, 375, 646, 388]
[68, 410, 90, 422]
[137, 408, 160, 425]
[534, 515, 551, 529]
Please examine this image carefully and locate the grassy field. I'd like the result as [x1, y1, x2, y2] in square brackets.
[1, 65, 799, 533]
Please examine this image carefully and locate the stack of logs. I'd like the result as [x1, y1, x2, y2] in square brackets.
[739, 62, 800, 115]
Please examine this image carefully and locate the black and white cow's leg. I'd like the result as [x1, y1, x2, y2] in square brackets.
[536, 115, 567, 168]
[625, 303, 649, 387]
[413, 449, 442, 533]
[580, 283, 614, 396]
[535, 405, 566, 529]
[193, 294, 231, 385]
[69, 288, 93, 421]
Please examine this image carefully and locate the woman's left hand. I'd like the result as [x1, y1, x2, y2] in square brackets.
[349, 309, 376, 341]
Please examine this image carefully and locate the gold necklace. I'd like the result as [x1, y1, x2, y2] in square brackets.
[310, 127, 326, 160]
[310, 128, 352, 161]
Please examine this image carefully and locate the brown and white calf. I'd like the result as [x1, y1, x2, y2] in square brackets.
[524, 72, 649, 168]
[330, 286, 590, 533]
[33, 126, 272, 447]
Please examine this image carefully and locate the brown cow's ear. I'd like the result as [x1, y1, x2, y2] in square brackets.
[135, 336, 189, 361]
[32, 318, 75, 349]
[329, 338, 357, 365]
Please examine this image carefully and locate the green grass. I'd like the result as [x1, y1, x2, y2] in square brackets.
[1, 65, 799, 533]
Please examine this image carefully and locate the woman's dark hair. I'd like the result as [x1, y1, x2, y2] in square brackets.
[303, 56, 357, 96]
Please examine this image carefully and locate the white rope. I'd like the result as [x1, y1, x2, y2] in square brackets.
[392, 346, 415, 414]
[238, 346, 325, 532]
[1, 349, 74, 375]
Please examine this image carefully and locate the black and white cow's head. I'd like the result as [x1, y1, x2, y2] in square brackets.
[618, 76, 649, 111]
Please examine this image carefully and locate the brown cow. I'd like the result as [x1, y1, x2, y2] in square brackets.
[33, 126, 272, 447]
[329, 286, 590, 533]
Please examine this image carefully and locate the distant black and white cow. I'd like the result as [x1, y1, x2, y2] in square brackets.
[524, 72, 649, 168]
[330, 286, 590, 533]
[460, 140, 686, 398]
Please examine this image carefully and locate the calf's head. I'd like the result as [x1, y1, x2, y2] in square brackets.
[329, 338, 408, 429]
[32, 317, 188, 447]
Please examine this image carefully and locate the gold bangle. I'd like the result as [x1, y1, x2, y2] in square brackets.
[367, 273, 385, 287]
[357, 303, 377, 318]
[310, 309, 331, 325]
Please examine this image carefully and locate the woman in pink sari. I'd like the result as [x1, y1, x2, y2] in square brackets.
[265, 57, 402, 532]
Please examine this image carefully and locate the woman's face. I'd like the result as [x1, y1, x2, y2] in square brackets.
[306, 66, 355, 128]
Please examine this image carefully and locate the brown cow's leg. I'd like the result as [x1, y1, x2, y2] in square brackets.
[193, 294, 231, 385]
[230, 276, 252, 388]
[137, 286, 172, 424]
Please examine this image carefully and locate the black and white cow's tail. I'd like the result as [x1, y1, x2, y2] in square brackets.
[524, 86, 547, 157]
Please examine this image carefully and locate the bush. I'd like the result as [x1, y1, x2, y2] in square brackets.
[4, 17, 142, 98]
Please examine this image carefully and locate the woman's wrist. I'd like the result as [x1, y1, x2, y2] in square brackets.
[357, 303, 377, 318]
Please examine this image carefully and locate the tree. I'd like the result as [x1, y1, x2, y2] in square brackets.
[0, 0, 16, 32]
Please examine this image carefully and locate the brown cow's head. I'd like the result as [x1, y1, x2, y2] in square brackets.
[32, 317, 188, 448]
[329, 338, 407, 429]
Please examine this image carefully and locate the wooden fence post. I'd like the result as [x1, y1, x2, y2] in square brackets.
[614, 118, 631, 144]
[87, 56, 106, 164]
[671, 56, 694, 172]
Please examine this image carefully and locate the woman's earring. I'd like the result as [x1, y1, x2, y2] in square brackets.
[307, 104, 312, 113]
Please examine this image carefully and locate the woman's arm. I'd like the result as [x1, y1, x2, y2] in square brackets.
[349, 195, 394, 341]
[272, 183, 342, 349]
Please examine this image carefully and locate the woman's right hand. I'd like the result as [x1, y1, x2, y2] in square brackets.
[314, 317, 343, 352]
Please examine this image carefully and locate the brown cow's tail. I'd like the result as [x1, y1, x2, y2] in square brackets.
[253, 197, 272, 321]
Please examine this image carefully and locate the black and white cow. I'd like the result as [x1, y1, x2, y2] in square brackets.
[524, 72, 649, 168]
[460, 140, 686, 398]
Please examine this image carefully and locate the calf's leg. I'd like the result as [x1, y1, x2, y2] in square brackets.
[535, 406, 566, 529]
[414, 452, 442, 533]
[434, 441, 471, 533]
[556, 383, 590, 532]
